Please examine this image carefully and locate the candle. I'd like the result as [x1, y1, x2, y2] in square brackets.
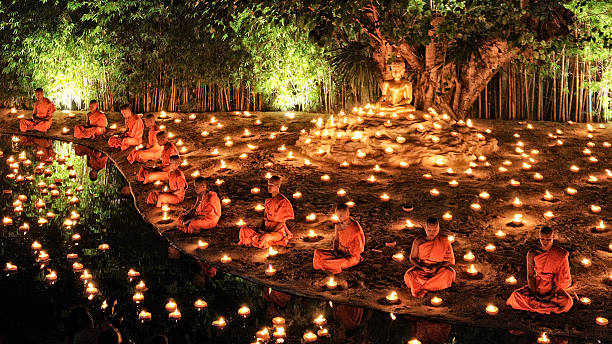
[38, 250, 49, 261]
[165, 300, 177, 312]
[220, 255, 232, 263]
[265, 264, 277, 276]
[498, 166, 508, 173]
[510, 179, 520, 187]
[321, 174, 330, 182]
[169, 309, 181, 320]
[45, 270, 57, 283]
[485, 244, 496, 252]
[422, 173, 432, 179]
[79, 270, 92, 282]
[86, 283, 98, 296]
[570, 165, 580, 173]
[505, 275, 517, 285]
[128, 269, 140, 279]
[337, 189, 346, 197]
[392, 252, 405, 262]
[4, 262, 17, 273]
[470, 203, 481, 211]
[254, 203, 265, 212]
[479, 192, 490, 200]
[135, 281, 147, 292]
[194, 299, 207, 310]
[221, 198, 231, 205]
[466, 264, 478, 276]
[237, 306, 250, 317]
[595, 317, 608, 326]
[448, 180, 458, 187]
[72, 262, 83, 273]
[543, 190, 554, 201]
[212, 317, 226, 329]
[197, 240, 209, 250]
[579, 297, 591, 305]
[139, 310, 151, 322]
[430, 296, 443, 306]
[272, 316, 286, 326]
[345, 201, 355, 208]
[408, 340, 422, 344]
[442, 212, 453, 221]
[313, 314, 327, 326]
[386, 291, 399, 304]
[581, 258, 591, 267]
[98, 243, 110, 252]
[32, 241, 42, 250]
[429, 189, 440, 197]
[590, 205, 601, 213]
[236, 219, 246, 226]
[543, 211, 555, 220]
[303, 331, 317, 343]
[447, 235, 455, 243]
[485, 304, 498, 315]
[326, 276, 337, 289]
[380, 193, 390, 201]
[537, 332, 550, 344]
[463, 251, 475, 262]
[133, 292, 144, 303]
[307, 230, 317, 239]
[595, 220, 605, 232]
[496, 230, 507, 238]
[273, 327, 286, 338]
[566, 187, 577, 195]
[256, 328, 270, 341]
[3, 217, 13, 226]
[588, 175, 599, 183]
[405, 219, 415, 228]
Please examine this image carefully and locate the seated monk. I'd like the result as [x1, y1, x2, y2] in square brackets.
[20, 88, 55, 133]
[238, 175, 294, 249]
[74, 100, 107, 139]
[127, 114, 161, 164]
[146, 155, 187, 207]
[506, 226, 573, 314]
[136, 131, 179, 183]
[177, 177, 221, 233]
[313, 203, 365, 274]
[74, 145, 108, 181]
[404, 217, 455, 297]
[108, 104, 144, 150]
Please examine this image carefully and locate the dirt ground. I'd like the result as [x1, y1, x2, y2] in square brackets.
[1, 108, 609, 341]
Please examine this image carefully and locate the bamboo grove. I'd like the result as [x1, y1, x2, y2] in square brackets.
[0, 0, 610, 122]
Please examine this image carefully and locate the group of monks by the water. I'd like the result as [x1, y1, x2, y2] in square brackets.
[18, 88, 575, 315]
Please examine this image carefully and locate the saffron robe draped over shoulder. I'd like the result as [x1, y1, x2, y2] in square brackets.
[127, 126, 162, 163]
[404, 234, 455, 297]
[20, 97, 55, 132]
[313, 218, 365, 274]
[74, 110, 108, 139]
[108, 115, 144, 150]
[178, 191, 221, 233]
[506, 245, 573, 314]
[238, 194, 294, 247]
[146, 169, 187, 207]
[136, 142, 180, 182]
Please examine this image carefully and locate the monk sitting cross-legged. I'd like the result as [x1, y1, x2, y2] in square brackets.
[177, 177, 221, 233]
[108, 104, 144, 150]
[404, 217, 455, 297]
[127, 114, 162, 164]
[145, 155, 187, 207]
[136, 131, 179, 183]
[74, 100, 107, 139]
[506, 226, 573, 314]
[238, 175, 294, 249]
[20, 88, 55, 133]
[313, 203, 365, 274]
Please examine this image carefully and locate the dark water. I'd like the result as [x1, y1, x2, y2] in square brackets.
[0, 134, 591, 344]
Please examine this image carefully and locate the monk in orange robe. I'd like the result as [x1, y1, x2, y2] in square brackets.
[74, 145, 108, 181]
[313, 203, 365, 274]
[238, 175, 294, 249]
[127, 114, 161, 164]
[20, 88, 55, 133]
[404, 217, 455, 297]
[146, 155, 187, 207]
[136, 131, 180, 183]
[177, 177, 221, 233]
[108, 104, 144, 150]
[74, 100, 107, 139]
[506, 226, 573, 314]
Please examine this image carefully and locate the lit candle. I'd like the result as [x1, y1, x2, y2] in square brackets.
[265, 264, 277, 276]
[306, 213, 316, 222]
[485, 304, 498, 315]
[392, 252, 405, 262]
[4, 262, 17, 273]
[422, 173, 432, 179]
[581, 258, 591, 267]
[570, 165, 580, 173]
[31, 241, 42, 250]
[566, 187, 577, 195]
[595, 317, 608, 326]
[221, 255, 232, 263]
[313, 314, 327, 326]
[198, 240, 209, 249]
[386, 291, 399, 304]
[405, 219, 415, 228]
[212, 317, 226, 329]
[256, 328, 270, 341]
[194, 299, 207, 310]
[38, 250, 49, 261]
[479, 192, 490, 200]
[380, 193, 390, 201]
[537, 332, 550, 344]
[505, 275, 517, 285]
[307, 230, 317, 239]
[543, 211, 555, 220]
[98, 243, 110, 252]
[470, 203, 481, 211]
[337, 189, 346, 197]
[533, 173, 543, 181]
[133, 292, 145, 303]
[237, 306, 250, 317]
[45, 270, 57, 283]
[485, 244, 496, 252]
[321, 174, 330, 182]
[326, 276, 337, 290]
[430, 296, 443, 306]
[293, 191, 302, 199]
[236, 219, 246, 226]
[495, 230, 507, 238]
[273, 316, 285, 326]
[510, 179, 520, 187]
[135, 281, 147, 292]
[466, 264, 478, 276]
[463, 251, 475, 262]
[579, 297, 591, 305]
[448, 180, 458, 187]
[590, 205, 601, 213]
[254, 203, 265, 212]
[222, 198, 231, 205]
[430, 189, 440, 197]
[442, 212, 453, 221]
[447, 235, 455, 243]
[169, 309, 181, 320]
[86, 283, 98, 296]
[588, 175, 599, 183]
[303, 331, 318, 343]
[72, 262, 83, 273]
[3, 217, 13, 226]
[595, 220, 605, 232]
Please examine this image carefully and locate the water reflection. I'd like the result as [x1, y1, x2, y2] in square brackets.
[0, 134, 587, 344]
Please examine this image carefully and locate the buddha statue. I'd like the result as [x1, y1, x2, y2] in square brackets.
[374, 60, 415, 114]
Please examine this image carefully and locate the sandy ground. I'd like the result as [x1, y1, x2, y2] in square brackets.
[0, 108, 610, 341]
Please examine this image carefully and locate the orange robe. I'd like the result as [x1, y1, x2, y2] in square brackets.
[136, 143, 180, 182]
[108, 115, 144, 150]
[20, 97, 55, 132]
[506, 246, 573, 314]
[74, 110, 108, 139]
[74, 145, 108, 172]
[127, 126, 161, 163]
[404, 235, 455, 297]
[178, 191, 221, 233]
[313, 218, 365, 274]
[146, 169, 187, 207]
[20, 137, 56, 162]
[238, 194, 294, 247]
[263, 288, 291, 307]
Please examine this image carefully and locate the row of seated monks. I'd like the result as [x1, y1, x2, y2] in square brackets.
[18, 90, 573, 315]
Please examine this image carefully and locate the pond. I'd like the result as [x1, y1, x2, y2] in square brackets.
[0, 134, 588, 344]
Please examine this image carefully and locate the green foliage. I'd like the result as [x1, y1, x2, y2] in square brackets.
[329, 41, 380, 104]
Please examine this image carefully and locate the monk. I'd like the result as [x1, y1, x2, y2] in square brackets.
[177, 177, 221, 233]
[313, 203, 365, 274]
[74, 100, 107, 139]
[238, 175, 294, 249]
[108, 104, 144, 150]
[506, 226, 573, 314]
[74, 145, 108, 181]
[404, 217, 455, 297]
[136, 131, 179, 183]
[127, 114, 161, 164]
[145, 155, 187, 207]
[20, 88, 55, 133]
